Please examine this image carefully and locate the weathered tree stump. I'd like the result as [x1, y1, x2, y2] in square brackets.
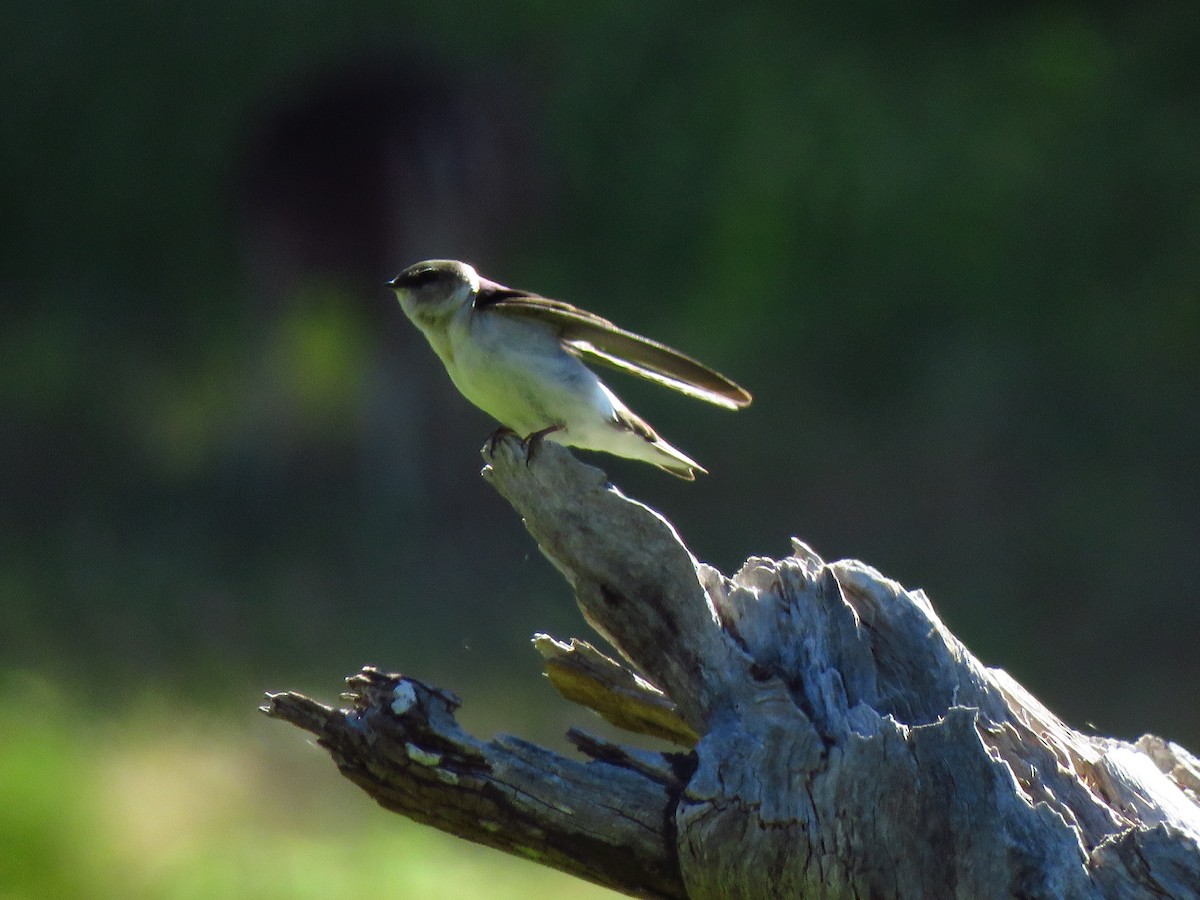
[263, 435, 1200, 899]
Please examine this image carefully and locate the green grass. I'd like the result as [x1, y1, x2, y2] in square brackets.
[0, 678, 621, 900]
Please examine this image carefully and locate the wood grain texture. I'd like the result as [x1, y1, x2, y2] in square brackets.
[266, 435, 1200, 899]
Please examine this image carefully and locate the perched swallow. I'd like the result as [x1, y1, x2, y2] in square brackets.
[387, 260, 751, 479]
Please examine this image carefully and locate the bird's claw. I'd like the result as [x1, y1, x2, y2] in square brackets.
[486, 426, 521, 456]
[522, 424, 565, 467]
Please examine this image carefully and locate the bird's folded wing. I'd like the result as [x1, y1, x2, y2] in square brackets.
[482, 293, 752, 409]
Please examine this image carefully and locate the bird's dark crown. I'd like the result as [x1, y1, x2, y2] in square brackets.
[386, 259, 474, 291]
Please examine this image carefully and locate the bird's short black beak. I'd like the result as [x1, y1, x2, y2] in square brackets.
[385, 274, 401, 289]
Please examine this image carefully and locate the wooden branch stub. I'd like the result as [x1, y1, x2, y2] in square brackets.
[534, 634, 699, 747]
[263, 667, 688, 899]
[481, 435, 754, 734]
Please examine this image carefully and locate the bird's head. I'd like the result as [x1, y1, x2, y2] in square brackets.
[387, 259, 480, 322]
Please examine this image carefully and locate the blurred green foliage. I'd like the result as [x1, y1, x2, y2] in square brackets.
[2, 1, 1200, 894]
[0, 680, 616, 898]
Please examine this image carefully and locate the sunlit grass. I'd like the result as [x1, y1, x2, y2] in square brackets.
[0, 677, 620, 899]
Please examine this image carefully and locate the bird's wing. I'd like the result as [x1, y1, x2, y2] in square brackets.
[476, 283, 752, 409]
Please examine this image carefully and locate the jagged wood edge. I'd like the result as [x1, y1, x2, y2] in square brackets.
[262, 667, 689, 900]
[265, 435, 1200, 899]
[481, 437, 1200, 898]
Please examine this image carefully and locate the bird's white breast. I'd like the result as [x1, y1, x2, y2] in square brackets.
[439, 307, 612, 439]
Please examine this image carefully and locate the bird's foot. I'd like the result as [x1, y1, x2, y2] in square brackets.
[522, 424, 565, 467]
[486, 426, 521, 456]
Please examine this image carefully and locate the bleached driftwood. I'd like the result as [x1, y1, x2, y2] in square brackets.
[263, 435, 1200, 899]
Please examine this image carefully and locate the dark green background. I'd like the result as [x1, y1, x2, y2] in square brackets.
[3, 3, 1198, 747]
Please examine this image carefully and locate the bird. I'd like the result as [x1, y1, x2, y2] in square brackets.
[386, 260, 751, 479]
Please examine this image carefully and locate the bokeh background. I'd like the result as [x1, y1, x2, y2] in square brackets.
[3, 3, 1199, 897]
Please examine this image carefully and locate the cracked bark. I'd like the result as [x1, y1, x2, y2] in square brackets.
[264, 435, 1200, 899]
